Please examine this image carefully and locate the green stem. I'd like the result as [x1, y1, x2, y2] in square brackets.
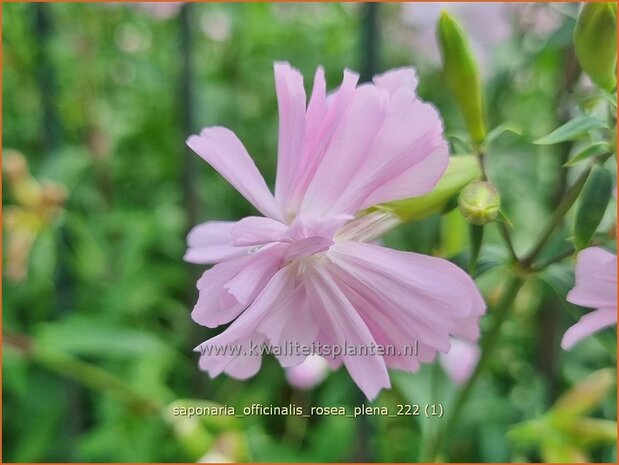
[521, 169, 591, 267]
[497, 221, 519, 263]
[531, 247, 576, 271]
[4, 332, 162, 414]
[468, 224, 484, 275]
[426, 275, 525, 461]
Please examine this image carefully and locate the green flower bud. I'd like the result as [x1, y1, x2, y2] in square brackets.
[458, 180, 500, 225]
[574, 2, 617, 92]
[377, 155, 482, 223]
[437, 11, 486, 144]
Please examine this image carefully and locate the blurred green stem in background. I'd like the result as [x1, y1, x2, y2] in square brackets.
[423, 275, 525, 461]
[4, 332, 163, 414]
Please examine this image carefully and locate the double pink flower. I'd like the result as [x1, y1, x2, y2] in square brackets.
[185, 63, 485, 399]
[562, 247, 617, 350]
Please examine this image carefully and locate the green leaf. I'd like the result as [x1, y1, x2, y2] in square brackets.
[482, 122, 522, 149]
[558, 418, 617, 447]
[541, 439, 588, 463]
[534, 116, 608, 145]
[446, 131, 474, 153]
[551, 368, 616, 419]
[564, 141, 613, 167]
[573, 165, 613, 250]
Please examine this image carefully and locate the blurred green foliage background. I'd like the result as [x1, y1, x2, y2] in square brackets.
[3, 2, 616, 462]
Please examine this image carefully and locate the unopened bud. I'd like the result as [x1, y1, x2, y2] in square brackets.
[437, 11, 486, 144]
[574, 2, 617, 92]
[458, 181, 500, 225]
[380, 155, 482, 223]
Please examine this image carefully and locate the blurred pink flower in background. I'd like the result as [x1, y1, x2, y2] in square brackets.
[562, 247, 617, 350]
[402, 2, 565, 72]
[439, 338, 480, 385]
[285, 355, 329, 390]
[138, 2, 183, 20]
[185, 62, 485, 399]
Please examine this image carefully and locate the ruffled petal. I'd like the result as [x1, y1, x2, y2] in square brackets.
[256, 285, 320, 367]
[567, 247, 617, 310]
[303, 67, 327, 157]
[221, 244, 286, 307]
[288, 69, 360, 211]
[196, 267, 298, 378]
[187, 127, 283, 221]
[561, 307, 617, 350]
[305, 266, 391, 400]
[329, 241, 486, 348]
[330, 270, 427, 371]
[230, 216, 288, 246]
[191, 244, 285, 328]
[330, 82, 448, 214]
[299, 84, 388, 215]
[184, 221, 249, 264]
[373, 67, 418, 95]
[274, 63, 306, 207]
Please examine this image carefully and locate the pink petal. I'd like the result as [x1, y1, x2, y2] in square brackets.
[288, 69, 359, 210]
[561, 307, 617, 350]
[332, 85, 448, 213]
[360, 141, 448, 209]
[372, 67, 418, 95]
[191, 244, 285, 328]
[196, 267, 298, 378]
[299, 84, 388, 215]
[284, 214, 351, 242]
[329, 241, 485, 347]
[221, 244, 286, 307]
[256, 286, 320, 367]
[184, 221, 249, 264]
[187, 127, 283, 221]
[305, 267, 391, 400]
[567, 247, 617, 310]
[284, 237, 333, 261]
[273, 63, 306, 208]
[230, 216, 288, 246]
[332, 272, 426, 371]
[303, 67, 327, 158]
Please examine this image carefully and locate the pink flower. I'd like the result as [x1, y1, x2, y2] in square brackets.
[562, 247, 617, 350]
[186, 63, 485, 400]
[138, 2, 183, 20]
[285, 355, 329, 390]
[439, 339, 480, 385]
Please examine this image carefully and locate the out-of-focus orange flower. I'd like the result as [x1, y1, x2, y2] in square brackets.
[3, 149, 67, 281]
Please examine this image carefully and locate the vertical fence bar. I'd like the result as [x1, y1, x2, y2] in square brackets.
[354, 5, 382, 461]
[179, 3, 199, 229]
[33, 2, 59, 154]
[33, 2, 84, 449]
[359, 2, 380, 83]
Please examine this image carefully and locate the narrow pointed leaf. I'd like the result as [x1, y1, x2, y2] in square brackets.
[534, 116, 607, 145]
[573, 166, 612, 250]
[564, 142, 612, 167]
